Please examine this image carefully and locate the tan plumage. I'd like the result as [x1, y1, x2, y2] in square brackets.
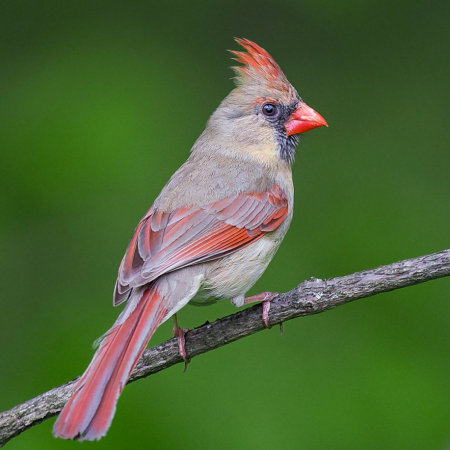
[53, 38, 327, 441]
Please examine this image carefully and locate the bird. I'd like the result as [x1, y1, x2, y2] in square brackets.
[52, 37, 327, 441]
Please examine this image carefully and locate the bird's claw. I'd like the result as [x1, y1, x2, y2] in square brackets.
[261, 292, 279, 328]
[173, 315, 190, 370]
[262, 300, 271, 328]
[173, 326, 189, 360]
[243, 291, 279, 328]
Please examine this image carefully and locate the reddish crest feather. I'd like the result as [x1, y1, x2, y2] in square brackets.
[230, 38, 290, 90]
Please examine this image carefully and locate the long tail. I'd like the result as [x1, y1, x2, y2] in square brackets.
[53, 286, 167, 441]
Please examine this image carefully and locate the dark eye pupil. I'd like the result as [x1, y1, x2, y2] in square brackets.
[263, 103, 277, 116]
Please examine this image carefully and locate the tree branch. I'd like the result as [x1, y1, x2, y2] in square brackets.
[1, 249, 449, 446]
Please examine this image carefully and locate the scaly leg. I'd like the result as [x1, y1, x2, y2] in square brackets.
[243, 291, 279, 328]
[173, 314, 189, 370]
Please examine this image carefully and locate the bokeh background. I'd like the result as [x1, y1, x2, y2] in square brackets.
[1, 0, 449, 449]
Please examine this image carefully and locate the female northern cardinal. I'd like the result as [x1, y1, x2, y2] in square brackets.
[53, 38, 327, 440]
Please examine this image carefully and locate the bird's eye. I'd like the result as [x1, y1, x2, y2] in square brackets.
[262, 102, 278, 117]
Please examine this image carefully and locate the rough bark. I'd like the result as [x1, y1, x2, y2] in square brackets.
[0, 249, 449, 446]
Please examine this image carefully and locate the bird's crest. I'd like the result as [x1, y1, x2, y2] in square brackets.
[230, 38, 292, 94]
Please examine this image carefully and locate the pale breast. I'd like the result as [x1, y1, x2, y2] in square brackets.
[193, 216, 290, 304]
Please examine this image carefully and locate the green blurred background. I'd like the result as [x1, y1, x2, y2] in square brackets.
[1, 0, 449, 449]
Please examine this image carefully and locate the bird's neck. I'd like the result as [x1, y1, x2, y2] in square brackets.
[192, 125, 293, 176]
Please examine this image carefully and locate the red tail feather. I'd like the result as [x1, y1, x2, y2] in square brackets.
[53, 286, 167, 441]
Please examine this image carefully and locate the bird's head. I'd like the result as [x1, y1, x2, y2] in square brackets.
[206, 38, 327, 165]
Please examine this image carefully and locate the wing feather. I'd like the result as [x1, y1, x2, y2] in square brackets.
[113, 185, 288, 306]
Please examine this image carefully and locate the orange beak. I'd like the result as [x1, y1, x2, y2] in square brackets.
[285, 101, 328, 136]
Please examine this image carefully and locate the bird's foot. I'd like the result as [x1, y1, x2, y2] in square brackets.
[244, 291, 279, 328]
[173, 314, 189, 371]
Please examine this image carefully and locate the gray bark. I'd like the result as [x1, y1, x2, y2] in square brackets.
[0, 249, 449, 446]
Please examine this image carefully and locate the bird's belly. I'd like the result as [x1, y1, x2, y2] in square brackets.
[192, 236, 281, 304]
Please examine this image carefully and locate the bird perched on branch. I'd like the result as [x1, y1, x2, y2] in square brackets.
[53, 38, 327, 441]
